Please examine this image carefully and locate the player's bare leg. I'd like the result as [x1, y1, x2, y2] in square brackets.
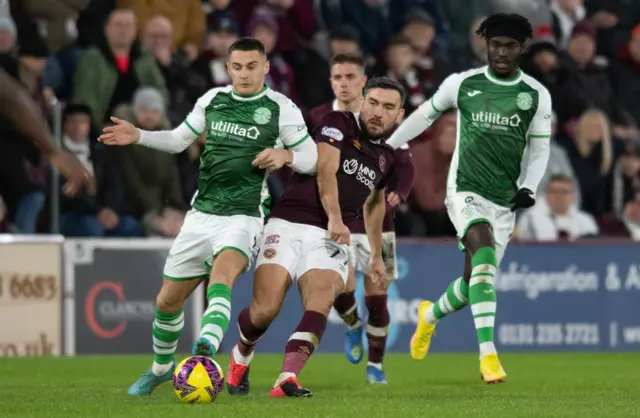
[333, 264, 364, 363]
[228, 263, 292, 395]
[270, 269, 344, 398]
[193, 249, 247, 358]
[128, 278, 204, 395]
[463, 222, 506, 384]
[363, 275, 389, 383]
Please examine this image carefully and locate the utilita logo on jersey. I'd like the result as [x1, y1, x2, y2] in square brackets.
[472, 111, 521, 131]
[210, 121, 260, 141]
[343, 158, 376, 190]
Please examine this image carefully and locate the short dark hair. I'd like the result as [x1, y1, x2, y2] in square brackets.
[364, 76, 406, 106]
[475, 13, 533, 45]
[228, 37, 266, 56]
[547, 174, 574, 185]
[329, 53, 365, 70]
[386, 34, 412, 49]
[329, 25, 360, 43]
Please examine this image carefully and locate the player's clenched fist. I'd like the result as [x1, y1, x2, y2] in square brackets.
[252, 148, 293, 170]
[99, 117, 140, 146]
[327, 218, 350, 245]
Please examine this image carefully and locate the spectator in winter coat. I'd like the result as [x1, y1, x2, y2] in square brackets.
[610, 25, 640, 129]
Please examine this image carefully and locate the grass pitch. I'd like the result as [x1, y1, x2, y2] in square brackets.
[1, 353, 639, 418]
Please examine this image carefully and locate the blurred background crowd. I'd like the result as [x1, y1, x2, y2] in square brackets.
[0, 0, 639, 242]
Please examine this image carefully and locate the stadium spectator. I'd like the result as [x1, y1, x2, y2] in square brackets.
[59, 103, 142, 237]
[22, 0, 90, 52]
[247, 9, 297, 101]
[586, 0, 640, 59]
[489, 0, 551, 28]
[202, 0, 234, 21]
[560, 109, 621, 217]
[521, 26, 561, 95]
[536, 113, 581, 206]
[118, 0, 205, 59]
[189, 15, 238, 93]
[612, 142, 640, 235]
[550, 0, 586, 49]
[378, 35, 425, 114]
[141, 15, 193, 126]
[517, 174, 599, 241]
[610, 25, 640, 128]
[451, 15, 488, 71]
[400, 112, 457, 237]
[400, 11, 450, 98]
[73, 8, 168, 129]
[555, 20, 635, 137]
[328, 25, 361, 57]
[441, 0, 489, 63]
[113, 87, 187, 237]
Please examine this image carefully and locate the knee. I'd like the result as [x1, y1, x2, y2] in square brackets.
[249, 301, 280, 328]
[156, 287, 185, 314]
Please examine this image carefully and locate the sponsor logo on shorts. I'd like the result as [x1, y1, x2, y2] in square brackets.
[321, 126, 344, 141]
[263, 248, 277, 259]
[264, 234, 280, 245]
[465, 196, 474, 203]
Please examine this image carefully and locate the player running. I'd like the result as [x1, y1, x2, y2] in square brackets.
[309, 53, 416, 384]
[99, 38, 318, 395]
[385, 14, 552, 383]
[225, 77, 405, 397]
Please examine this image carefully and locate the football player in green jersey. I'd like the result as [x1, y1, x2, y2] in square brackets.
[385, 14, 552, 383]
[99, 38, 318, 395]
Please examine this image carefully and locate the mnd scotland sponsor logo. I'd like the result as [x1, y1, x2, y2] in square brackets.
[495, 262, 599, 300]
[342, 159, 376, 190]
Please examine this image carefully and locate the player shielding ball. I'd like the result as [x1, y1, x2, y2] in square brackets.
[225, 77, 406, 397]
[385, 14, 552, 383]
[99, 38, 318, 395]
[309, 53, 416, 383]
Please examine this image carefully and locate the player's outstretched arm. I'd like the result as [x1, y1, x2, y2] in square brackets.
[317, 142, 350, 245]
[99, 117, 198, 154]
[364, 188, 387, 287]
[386, 73, 460, 149]
[0, 68, 95, 196]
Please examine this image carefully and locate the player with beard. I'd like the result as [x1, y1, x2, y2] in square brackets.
[225, 77, 406, 397]
[309, 53, 416, 383]
[385, 14, 552, 383]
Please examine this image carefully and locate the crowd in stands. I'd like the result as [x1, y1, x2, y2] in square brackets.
[0, 0, 638, 242]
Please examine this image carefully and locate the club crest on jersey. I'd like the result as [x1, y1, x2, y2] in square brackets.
[253, 107, 272, 125]
[379, 154, 386, 172]
[321, 126, 344, 141]
[516, 92, 533, 111]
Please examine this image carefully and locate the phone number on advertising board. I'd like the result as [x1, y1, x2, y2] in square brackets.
[498, 323, 599, 346]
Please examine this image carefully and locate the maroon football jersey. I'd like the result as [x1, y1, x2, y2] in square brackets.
[270, 111, 396, 230]
[307, 101, 334, 134]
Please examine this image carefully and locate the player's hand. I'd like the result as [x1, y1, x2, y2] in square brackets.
[98, 117, 140, 146]
[252, 149, 292, 170]
[510, 188, 535, 212]
[48, 149, 96, 196]
[369, 255, 389, 290]
[387, 192, 402, 208]
[328, 218, 350, 245]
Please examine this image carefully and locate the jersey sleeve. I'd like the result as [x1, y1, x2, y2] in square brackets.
[430, 73, 460, 113]
[184, 90, 215, 136]
[314, 111, 352, 150]
[278, 99, 311, 149]
[528, 87, 553, 139]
